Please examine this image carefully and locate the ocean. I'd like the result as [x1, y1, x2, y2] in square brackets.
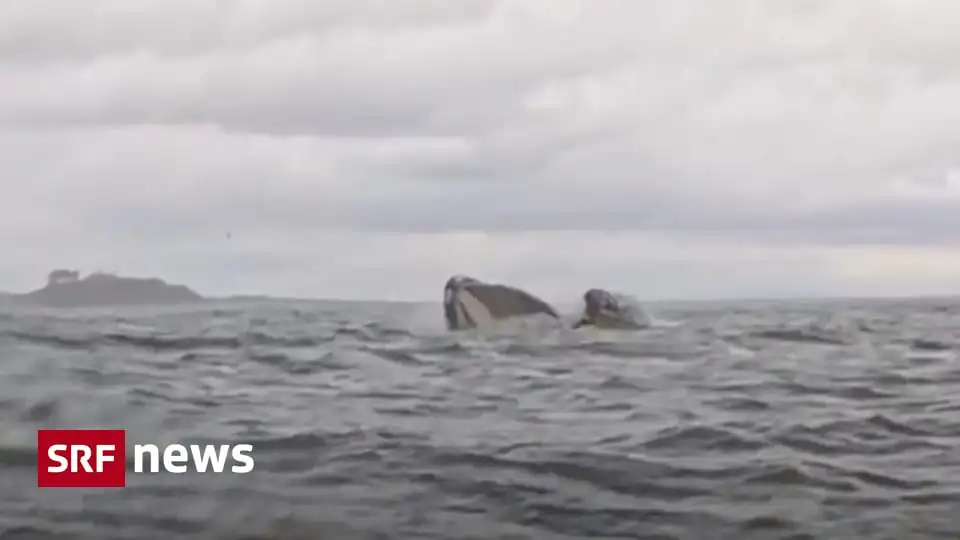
[2, 297, 958, 539]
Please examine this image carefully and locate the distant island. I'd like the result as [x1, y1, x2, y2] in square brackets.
[14, 269, 204, 307]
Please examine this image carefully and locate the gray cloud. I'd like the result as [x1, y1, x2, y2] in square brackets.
[2, 0, 960, 299]
[0, 0, 495, 62]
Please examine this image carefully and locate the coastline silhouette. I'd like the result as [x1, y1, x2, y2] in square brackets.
[11, 269, 203, 307]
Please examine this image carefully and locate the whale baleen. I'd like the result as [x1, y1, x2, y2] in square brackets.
[573, 288, 650, 330]
[443, 275, 560, 331]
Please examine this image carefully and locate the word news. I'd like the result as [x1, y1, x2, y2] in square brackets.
[37, 429, 255, 488]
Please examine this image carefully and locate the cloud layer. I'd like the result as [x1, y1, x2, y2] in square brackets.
[3, 0, 960, 300]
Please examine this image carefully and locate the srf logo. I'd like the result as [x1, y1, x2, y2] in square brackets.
[37, 430, 126, 488]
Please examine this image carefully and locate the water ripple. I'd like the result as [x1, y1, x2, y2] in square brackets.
[2, 298, 960, 539]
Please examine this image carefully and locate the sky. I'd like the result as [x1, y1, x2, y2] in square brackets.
[3, 0, 960, 302]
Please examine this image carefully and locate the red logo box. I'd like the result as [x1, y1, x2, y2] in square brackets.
[37, 430, 127, 488]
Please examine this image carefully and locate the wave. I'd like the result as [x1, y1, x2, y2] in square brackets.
[3, 299, 960, 539]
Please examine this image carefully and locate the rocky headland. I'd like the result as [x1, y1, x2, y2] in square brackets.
[16, 269, 204, 307]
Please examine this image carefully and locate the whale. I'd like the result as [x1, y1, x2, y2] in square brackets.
[573, 288, 650, 330]
[443, 275, 560, 331]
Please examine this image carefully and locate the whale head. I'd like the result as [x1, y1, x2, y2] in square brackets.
[573, 288, 650, 330]
[443, 275, 559, 331]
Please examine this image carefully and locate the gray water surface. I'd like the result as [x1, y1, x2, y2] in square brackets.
[3, 298, 959, 539]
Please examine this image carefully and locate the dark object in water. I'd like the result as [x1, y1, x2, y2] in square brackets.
[573, 288, 650, 330]
[443, 275, 559, 330]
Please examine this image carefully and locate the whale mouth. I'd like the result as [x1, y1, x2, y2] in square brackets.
[443, 275, 559, 331]
[573, 288, 650, 330]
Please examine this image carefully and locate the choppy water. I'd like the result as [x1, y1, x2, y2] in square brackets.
[3, 298, 960, 539]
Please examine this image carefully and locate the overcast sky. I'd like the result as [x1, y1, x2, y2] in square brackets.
[2, 0, 960, 302]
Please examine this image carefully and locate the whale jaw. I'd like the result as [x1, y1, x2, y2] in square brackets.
[574, 288, 650, 330]
[443, 275, 559, 331]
